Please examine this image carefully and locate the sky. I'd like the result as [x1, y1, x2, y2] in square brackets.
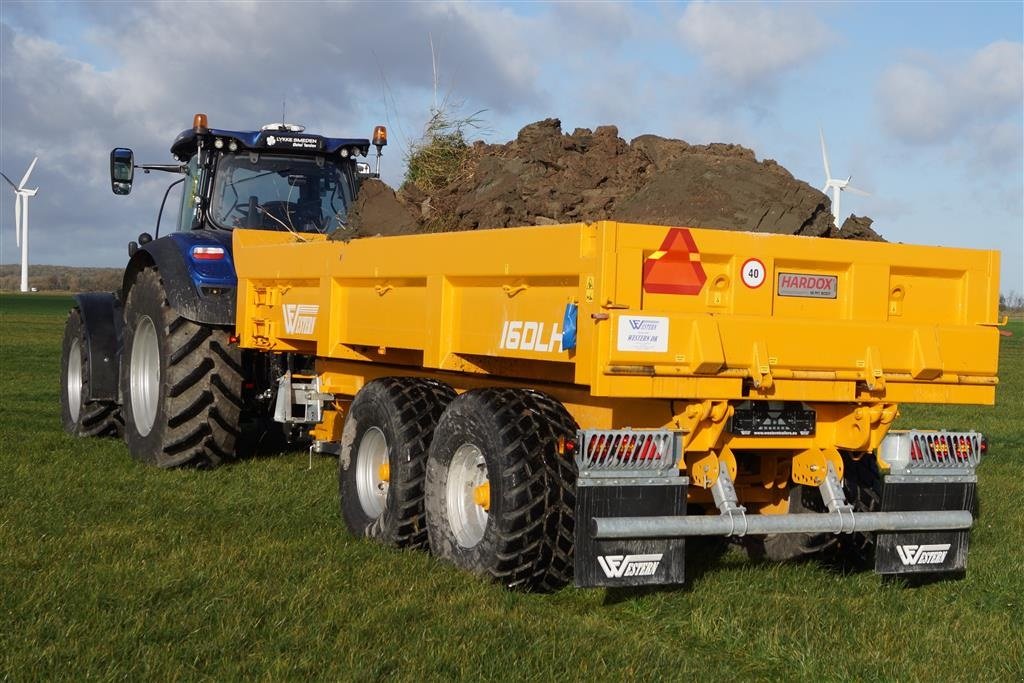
[1, 1, 1022, 294]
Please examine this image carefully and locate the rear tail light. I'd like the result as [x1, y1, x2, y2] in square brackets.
[576, 429, 679, 472]
[879, 430, 984, 472]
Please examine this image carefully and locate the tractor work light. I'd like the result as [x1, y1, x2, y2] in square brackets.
[228, 140, 238, 152]
[340, 148, 349, 158]
[214, 138, 224, 149]
[191, 245, 225, 261]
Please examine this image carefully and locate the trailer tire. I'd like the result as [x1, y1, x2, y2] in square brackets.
[837, 454, 884, 569]
[60, 307, 122, 438]
[121, 267, 244, 468]
[339, 378, 456, 548]
[750, 485, 837, 562]
[425, 388, 578, 591]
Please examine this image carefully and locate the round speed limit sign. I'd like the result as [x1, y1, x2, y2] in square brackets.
[741, 258, 766, 288]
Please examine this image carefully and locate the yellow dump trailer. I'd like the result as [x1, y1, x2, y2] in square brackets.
[233, 221, 1001, 589]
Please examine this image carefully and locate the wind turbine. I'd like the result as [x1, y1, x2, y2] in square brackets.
[1, 157, 39, 293]
[819, 129, 868, 230]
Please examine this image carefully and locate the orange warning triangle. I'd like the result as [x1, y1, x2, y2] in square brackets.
[642, 228, 707, 295]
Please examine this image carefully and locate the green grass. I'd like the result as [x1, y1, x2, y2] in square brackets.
[2, 293, 1022, 680]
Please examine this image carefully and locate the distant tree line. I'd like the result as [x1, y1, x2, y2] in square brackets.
[0, 265, 122, 292]
[1000, 292, 1024, 313]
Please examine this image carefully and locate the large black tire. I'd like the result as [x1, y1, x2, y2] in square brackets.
[339, 377, 456, 548]
[59, 307, 122, 437]
[121, 268, 244, 468]
[836, 454, 884, 569]
[425, 388, 578, 592]
[749, 485, 837, 562]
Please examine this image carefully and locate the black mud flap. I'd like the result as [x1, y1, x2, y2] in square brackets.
[875, 478, 976, 576]
[574, 478, 688, 588]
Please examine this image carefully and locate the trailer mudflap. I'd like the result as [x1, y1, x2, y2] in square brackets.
[874, 475, 976, 575]
[574, 477, 688, 588]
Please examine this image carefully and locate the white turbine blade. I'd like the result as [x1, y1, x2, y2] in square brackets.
[0, 171, 17, 190]
[845, 185, 870, 197]
[15, 195, 22, 247]
[17, 157, 38, 190]
[819, 128, 832, 181]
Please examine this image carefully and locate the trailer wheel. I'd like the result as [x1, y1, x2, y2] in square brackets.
[339, 378, 456, 548]
[749, 485, 837, 562]
[836, 454, 884, 569]
[60, 307, 122, 437]
[425, 388, 578, 591]
[121, 267, 244, 468]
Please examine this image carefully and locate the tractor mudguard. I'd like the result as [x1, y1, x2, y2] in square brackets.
[122, 231, 237, 326]
[73, 292, 122, 401]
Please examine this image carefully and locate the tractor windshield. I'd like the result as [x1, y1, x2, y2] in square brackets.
[209, 153, 356, 234]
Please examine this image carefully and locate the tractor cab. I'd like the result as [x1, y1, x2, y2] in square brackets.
[110, 113, 386, 238]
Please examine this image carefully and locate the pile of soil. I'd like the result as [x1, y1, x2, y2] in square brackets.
[343, 118, 883, 242]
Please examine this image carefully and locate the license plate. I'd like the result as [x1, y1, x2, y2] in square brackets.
[730, 402, 815, 437]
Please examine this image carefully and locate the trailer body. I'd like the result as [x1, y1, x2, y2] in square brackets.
[232, 221, 1000, 587]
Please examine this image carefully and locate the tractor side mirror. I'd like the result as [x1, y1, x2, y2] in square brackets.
[110, 148, 135, 195]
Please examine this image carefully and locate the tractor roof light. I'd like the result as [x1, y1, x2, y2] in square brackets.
[193, 113, 209, 131]
[372, 125, 387, 147]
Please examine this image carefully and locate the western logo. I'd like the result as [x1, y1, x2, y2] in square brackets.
[283, 304, 319, 335]
[896, 543, 951, 566]
[597, 553, 664, 578]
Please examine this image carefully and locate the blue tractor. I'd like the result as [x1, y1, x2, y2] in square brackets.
[59, 113, 386, 467]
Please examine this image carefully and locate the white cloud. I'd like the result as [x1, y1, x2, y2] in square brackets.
[877, 40, 1023, 160]
[0, 3, 549, 267]
[677, 0, 832, 88]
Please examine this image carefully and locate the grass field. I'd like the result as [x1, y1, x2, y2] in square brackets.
[1, 293, 1021, 680]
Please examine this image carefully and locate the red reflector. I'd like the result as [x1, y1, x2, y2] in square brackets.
[228, 335, 239, 344]
[642, 228, 707, 295]
[192, 246, 225, 260]
[980, 438, 988, 454]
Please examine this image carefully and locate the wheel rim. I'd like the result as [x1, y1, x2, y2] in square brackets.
[356, 427, 389, 518]
[67, 337, 83, 422]
[130, 315, 160, 437]
[447, 443, 489, 548]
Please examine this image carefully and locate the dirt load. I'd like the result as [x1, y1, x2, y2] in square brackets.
[344, 118, 883, 242]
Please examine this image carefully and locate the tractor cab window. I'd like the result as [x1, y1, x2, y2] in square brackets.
[209, 153, 355, 234]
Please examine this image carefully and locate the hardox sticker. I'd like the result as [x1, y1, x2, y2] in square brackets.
[777, 272, 838, 299]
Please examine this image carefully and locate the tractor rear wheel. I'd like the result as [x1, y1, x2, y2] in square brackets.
[59, 306, 122, 437]
[339, 377, 456, 548]
[425, 388, 578, 591]
[120, 267, 244, 468]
